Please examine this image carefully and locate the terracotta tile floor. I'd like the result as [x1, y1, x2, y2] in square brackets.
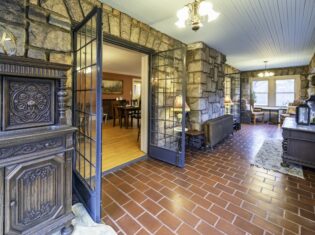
[102, 124, 315, 235]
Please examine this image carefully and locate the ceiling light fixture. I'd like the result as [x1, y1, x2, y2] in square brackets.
[258, 61, 275, 78]
[175, 0, 220, 31]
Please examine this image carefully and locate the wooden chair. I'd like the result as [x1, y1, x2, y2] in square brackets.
[251, 106, 264, 124]
[112, 100, 127, 127]
[131, 99, 141, 128]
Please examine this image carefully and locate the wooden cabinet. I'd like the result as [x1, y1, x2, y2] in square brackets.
[282, 117, 315, 168]
[0, 55, 76, 235]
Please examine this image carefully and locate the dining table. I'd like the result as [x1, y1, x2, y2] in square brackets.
[259, 106, 287, 124]
[117, 105, 141, 129]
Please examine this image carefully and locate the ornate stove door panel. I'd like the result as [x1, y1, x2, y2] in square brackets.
[4, 155, 65, 234]
[3, 76, 55, 131]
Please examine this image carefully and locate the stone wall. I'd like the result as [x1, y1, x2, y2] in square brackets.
[308, 53, 315, 97]
[241, 65, 309, 100]
[0, 0, 184, 81]
[186, 42, 226, 131]
[224, 64, 240, 74]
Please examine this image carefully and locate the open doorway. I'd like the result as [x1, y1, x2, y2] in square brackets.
[101, 43, 149, 172]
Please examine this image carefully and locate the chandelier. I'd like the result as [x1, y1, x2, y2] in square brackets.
[258, 61, 275, 78]
[175, 0, 220, 31]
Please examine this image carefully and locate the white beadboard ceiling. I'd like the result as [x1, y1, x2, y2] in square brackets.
[102, 0, 315, 71]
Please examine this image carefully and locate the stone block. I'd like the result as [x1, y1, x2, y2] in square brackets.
[189, 111, 202, 123]
[64, 0, 83, 22]
[213, 103, 221, 113]
[188, 61, 202, 72]
[139, 29, 148, 46]
[49, 13, 71, 30]
[80, 0, 93, 17]
[146, 31, 156, 49]
[41, 0, 69, 19]
[201, 113, 209, 122]
[50, 52, 72, 64]
[103, 12, 110, 33]
[27, 48, 46, 60]
[109, 13, 120, 37]
[187, 84, 203, 98]
[0, 23, 25, 56]
[203, 62, 210, 73]
[29, 22, 71, 51]
[159, 42, 168, 51]
[187, 42, 204, 51]
[120, 13, 131, 41]
[188, 98, 207, 111]
[130, 23, 140, 43]
[0, 0, 25, 25]
[153, 37, 161, 51]
[208, 93, 216, 103]
[28, 6, 47, 22]
[188, 73, 194, 84]
[194, 73, 207, 83]
[194, 49, 205, 61]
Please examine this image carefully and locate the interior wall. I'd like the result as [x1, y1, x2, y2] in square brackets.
[241, 66, 309, 101]
[102, 72, 139, 102]
[308, 53, 315, 97]
[186, 42, 226, 131]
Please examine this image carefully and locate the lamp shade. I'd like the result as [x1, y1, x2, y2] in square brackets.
[174, 95, 190, 112]
[224, 96, 233, 105]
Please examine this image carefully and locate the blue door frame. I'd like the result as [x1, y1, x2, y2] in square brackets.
[149, 47, 187, 168]
[72, 7, 103, 222]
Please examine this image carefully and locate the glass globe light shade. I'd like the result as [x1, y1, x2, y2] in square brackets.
[198, 1, 213, 16]
[175, 20, 186, 28]
[207, 10, 220, 22]
[177, 6, 190, 21]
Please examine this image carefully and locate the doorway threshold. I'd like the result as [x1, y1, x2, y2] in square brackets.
[102, 154, 148, 176]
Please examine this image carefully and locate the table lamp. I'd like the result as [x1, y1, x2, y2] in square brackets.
[174, 95, 190, 123]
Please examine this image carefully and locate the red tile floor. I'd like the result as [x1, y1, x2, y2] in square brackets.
[102, 124, 315, 235]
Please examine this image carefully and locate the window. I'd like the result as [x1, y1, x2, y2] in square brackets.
[276, 79, 295, 106]
[224, 77, 231, 99]
[253, 80, 268, 106]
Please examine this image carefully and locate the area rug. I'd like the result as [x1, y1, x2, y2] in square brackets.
[52, 203, 116, 235]
[251, 139, 304, 179]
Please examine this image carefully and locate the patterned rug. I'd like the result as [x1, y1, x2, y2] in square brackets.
[252, 139, 304, 179]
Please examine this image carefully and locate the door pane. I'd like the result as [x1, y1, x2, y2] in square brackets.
[150, 48, 186, 167]
[73, 7, 102, 222]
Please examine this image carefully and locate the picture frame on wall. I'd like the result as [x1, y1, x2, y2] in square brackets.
[102, 79, 123, 94]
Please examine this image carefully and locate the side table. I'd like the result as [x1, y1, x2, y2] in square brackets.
[186, 130, 205, 150]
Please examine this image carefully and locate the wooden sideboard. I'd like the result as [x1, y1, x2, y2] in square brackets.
[282, 117, 315, 168]
[0, 55, 76, 235]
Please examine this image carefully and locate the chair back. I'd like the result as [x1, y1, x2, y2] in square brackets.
[132, 99, 139, 106]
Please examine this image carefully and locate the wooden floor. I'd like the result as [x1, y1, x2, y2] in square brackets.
[102, 119, 145, 172]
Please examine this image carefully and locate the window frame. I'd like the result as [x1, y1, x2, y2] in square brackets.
[250, 75, 300, 107]
[275, 79, 295, 107]
[252, 80, 269, 106]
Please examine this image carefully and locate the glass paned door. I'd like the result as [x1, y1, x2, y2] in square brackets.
[72, 7, 103, 222]
[149, 48, 187, 167]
